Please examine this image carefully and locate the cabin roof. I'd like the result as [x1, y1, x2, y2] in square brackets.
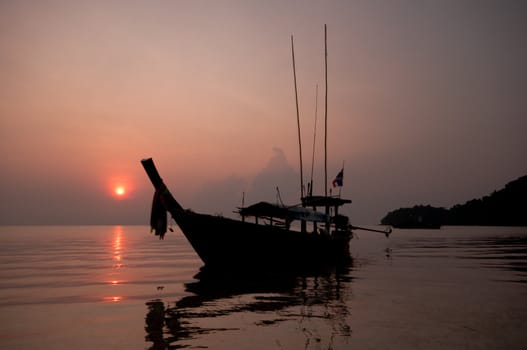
[302, 195, 352, 207]
[238, 201, 289, 219]
[238, 197, 351, 221]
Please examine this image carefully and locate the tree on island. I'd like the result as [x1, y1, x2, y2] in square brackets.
[381, 205, 447, 229]
[381, 175, 527, 228]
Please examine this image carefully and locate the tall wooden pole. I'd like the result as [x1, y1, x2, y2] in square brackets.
[291, 35, 304, 199]
[324, 24, 330, 234]
[309, 83, 319, 196]
[324, 24, 328, 198]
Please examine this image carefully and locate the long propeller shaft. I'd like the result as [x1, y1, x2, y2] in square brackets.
[349, 225, 392, 237]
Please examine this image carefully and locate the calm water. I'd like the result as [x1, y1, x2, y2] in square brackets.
[1, 225, 526, 349]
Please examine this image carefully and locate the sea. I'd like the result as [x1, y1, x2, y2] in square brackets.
[1, 225, 526, 350]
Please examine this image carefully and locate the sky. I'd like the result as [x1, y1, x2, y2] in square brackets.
[1, 0, 526, 225]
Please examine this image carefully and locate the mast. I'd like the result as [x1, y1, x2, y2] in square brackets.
[324, 24, 330, 234]
[309, 83, 319, 196]
[291, 35, 304, 199]
[324, 24, 328, 198]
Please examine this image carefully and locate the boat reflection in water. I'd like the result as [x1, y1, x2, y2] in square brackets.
[145, 261, 353, 350]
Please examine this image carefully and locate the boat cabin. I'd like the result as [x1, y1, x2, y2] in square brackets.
[237, 195, 352, 234]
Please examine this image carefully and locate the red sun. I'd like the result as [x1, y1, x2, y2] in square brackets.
[114, 186, 126, 197]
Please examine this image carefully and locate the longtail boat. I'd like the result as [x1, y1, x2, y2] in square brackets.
[142, 158, 390, 269]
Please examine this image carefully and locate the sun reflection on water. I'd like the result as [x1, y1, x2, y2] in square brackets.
[104, 296, 123, 303]
[113, 226, 122, 262]
[105, 226, 125, 302]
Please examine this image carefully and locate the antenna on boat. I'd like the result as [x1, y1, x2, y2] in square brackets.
[338, 160, 344, 198]
[309, 83, 319, 197]
[276, 186, 285, 207]
[241, 191, 245, 222]
[291, 35, 305, 199]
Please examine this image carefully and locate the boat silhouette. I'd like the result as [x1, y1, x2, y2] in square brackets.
[142, 158, 355, 269]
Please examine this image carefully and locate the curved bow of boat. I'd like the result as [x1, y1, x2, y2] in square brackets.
[141, 158, 186, 239]
[141, 158, 183, 210]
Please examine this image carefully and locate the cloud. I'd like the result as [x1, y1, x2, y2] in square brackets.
[248, 147, 300, 206]
[189, 147, 301, 218]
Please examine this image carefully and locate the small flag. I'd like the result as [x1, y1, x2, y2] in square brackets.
[332, 168, 343, 187]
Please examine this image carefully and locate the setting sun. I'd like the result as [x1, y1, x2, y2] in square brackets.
[115, 186, 126, 196]
[107, 177, 132, 200]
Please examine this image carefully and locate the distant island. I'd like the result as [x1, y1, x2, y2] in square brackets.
[381, 175, 527, 228]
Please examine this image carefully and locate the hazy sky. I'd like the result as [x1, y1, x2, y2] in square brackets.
[1, 0, 526, 225]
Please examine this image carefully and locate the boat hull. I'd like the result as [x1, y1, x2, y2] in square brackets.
[174, 210, 351, 269]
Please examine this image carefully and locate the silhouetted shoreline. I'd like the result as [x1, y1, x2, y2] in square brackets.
[382, 175, 527, 228]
